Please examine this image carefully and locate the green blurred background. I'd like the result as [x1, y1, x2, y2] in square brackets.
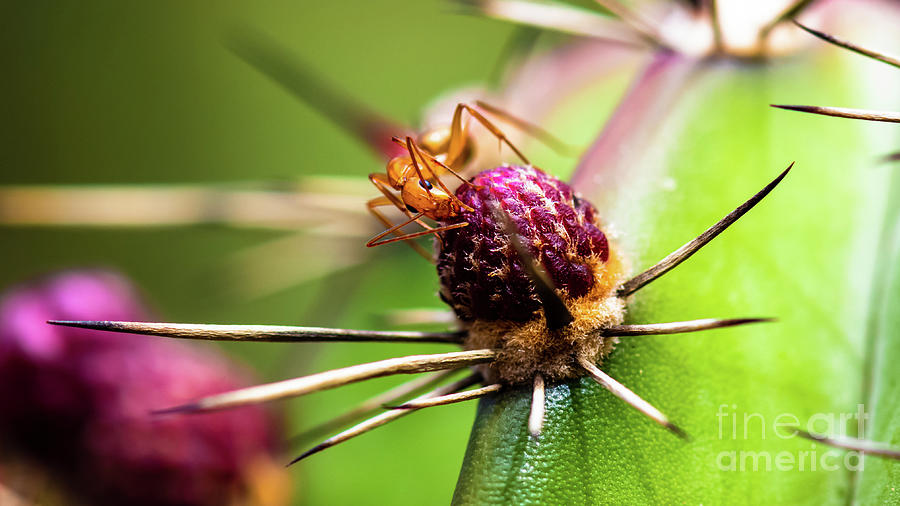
[0, 1, 590, 504]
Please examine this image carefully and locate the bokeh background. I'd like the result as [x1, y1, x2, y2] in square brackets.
[0, 1, 620, 504]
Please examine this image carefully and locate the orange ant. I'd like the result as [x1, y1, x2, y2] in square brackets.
[365, 102, 545, 258]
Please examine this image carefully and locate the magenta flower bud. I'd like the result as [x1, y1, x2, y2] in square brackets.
[438, 165, 618, 321]
[437, 166, 627, 383]
[0, 270, 288, 506]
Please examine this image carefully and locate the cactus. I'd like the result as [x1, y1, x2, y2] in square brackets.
[3, 1, 900, 504]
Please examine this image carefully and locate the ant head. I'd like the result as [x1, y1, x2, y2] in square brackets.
[400, 178, 457, 221]
[387, 150, 445, 190]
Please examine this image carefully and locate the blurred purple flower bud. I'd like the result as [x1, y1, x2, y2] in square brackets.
[0, 270, 289, 506]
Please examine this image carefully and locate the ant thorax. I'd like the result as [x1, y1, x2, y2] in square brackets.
[417, 126, 453, 156]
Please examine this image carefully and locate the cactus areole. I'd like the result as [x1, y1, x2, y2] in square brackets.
[437, 165, 627, 384]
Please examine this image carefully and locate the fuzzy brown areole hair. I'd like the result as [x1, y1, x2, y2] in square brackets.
[464, 252, 627, 384]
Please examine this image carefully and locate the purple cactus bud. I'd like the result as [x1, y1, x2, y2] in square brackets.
[437, 165, 614, 322]
[0, 270, 288, 506]
[436, 166, 628, 383]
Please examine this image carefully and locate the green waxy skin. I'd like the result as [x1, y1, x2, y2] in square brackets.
[454, 47, 900, 504]
[856, 160, 900, 504]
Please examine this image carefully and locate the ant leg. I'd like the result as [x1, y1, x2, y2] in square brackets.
[403, 137, 436, 201]
[369, 173, 432, 229]
[367, 211, 425, 247]
[460, 104, 530, 165]
[392, 136, 476, 212]
[444, 103, 470, 169]
[368, 219, 469, 248]
[405, 137, 475, 213]
[474, 100, 577, 156]
[393, 136, 479, 191]
[367, 196, 432, 260]
[368, 173, 435, 260]
[445, 103, 530, 167]
[367, 186, 451, 250]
